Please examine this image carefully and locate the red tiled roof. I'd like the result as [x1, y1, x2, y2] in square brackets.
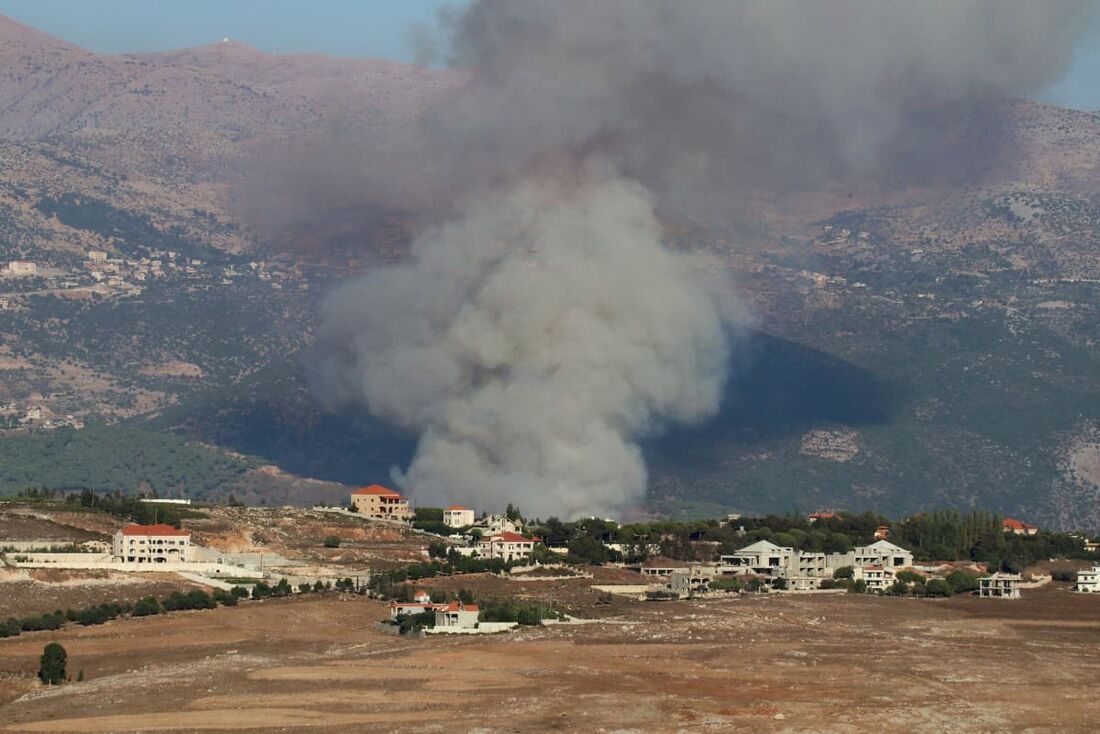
[441, 602, 478, 612]
[808, 512, 841, 520]
[119, 523, 190, 537]
[445, 505, 469, 511]
[483, 531, 532, 544]
[1003, 518, 1037, 531]
[353, 484, 402, 497]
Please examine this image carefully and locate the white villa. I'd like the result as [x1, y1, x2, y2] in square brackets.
[720, 540, 795, 577]
[1074, 567, 1100, 593]
[476, 531, 535, 562]
[112, 524, 191, 563]
[979, 572, 1021, 599]
[444, 505, 475, 528]
[844, 540, 914, 570]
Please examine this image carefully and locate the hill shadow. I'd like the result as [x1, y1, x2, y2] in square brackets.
[647, 330, 896, 463]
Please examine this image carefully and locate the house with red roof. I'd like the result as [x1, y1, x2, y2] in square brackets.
[443, 504, 475, 528]
[350, 484, 412, 522]
[111, 524, 191, 563]
[476, 531, 535, 562]
[808, 512, 842, 523]
[1002, 518, 1038, 536]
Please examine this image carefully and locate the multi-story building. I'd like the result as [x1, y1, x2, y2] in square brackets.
[979, 572, 1021, 599]
[1074, 567, 1100, 593]
[843, 540, 913, 570]
[476, 531, 535, 562]
[350, 485, 413, 521]
[443, 505, 475, 528]
[434, 601, 480, 629]
[112, 524, 191, 563]
[720, 540, 796, 577]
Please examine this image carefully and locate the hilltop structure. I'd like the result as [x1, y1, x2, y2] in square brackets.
[350, 485, 412, 522]
[111, 524, 191, 563]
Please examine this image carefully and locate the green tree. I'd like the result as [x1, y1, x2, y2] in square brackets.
[38, 642, 67, 685]
[132, 596, 162, 617]
[322, 536, 341, 548]
[833, 565, 854, 580]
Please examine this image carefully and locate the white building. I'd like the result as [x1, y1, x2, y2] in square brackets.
[1075, 567, 1100, 593]
[720, 540, 796, 577]
[477, 514, 521, 535]
[979, 572, 1021, 599]
[350, 485, 412, 521]
[434, 601, 480, 629]
[87, 251, 108, 264]
[443, 504, 475, 528]
[112, 524, 191, 563]
[855, 565, 896, 592]
[845, 540, 913, 570]
[477, 532, 535, 562]
[7, 260, 36, 276]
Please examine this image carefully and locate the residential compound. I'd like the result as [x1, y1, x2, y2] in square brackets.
[112, 524, 192, 563]
[718, 539, 914, 591]
[350, 485, 413, 522]
[979, 572, 1022, 599]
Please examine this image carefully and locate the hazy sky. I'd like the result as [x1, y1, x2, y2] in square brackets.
[1, 0, 1099, 110]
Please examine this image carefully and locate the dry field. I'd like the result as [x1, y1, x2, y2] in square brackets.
[1, 582, 1098, 733]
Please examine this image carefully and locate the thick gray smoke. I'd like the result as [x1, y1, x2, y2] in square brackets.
[312, 0, 1093, 517]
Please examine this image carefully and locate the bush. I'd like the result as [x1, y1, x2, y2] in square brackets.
[38, 642, 67, 685]
[848, 579, 867, 594]
[251, 582, 272, 600]
[711, 577, 742, 593]
[833, 566, 855, 580]
[924, 579, 952, 597]
[771, 577, 788, 591]
[132, 597, 162, 617]
[1051, 567, 1076, 582]
[298, 583, 312, 594]
[0, 618, 22, 638]
[322, 536, 341, 548]
[230, 586, 249, 599]
[819, 579, 839, 590]
[945, 570, 979, 594]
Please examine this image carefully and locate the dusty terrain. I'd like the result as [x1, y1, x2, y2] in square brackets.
[0, 582, 1097, 733]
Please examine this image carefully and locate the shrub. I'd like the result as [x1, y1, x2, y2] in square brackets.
[298, 583, 312, 594]
[322, 536, 341, 548]
[833, 566, 855, 580]
[924, 579, 952, 597]
[132, 597, 162, 617]
[230, 586, 249, 599]
[38, 642, 67, 685]
[771, 577, 788, 591]
[251, 582, 272, 600]
[1051, 567, 1076, 582]
[819, 579, 839, 590]
[0, 618, 21, 638]
[848, 579, 867, 594]
[945, 570, 979, 594]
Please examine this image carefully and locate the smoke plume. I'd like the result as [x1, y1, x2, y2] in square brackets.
[311, 0, 1093, 517]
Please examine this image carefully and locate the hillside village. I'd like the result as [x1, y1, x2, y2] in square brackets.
[4, 483, 1099, 638]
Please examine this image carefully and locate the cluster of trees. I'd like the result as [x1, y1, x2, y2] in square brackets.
[0, 586, 256, 639]
[523, 509, 1096, 572]
[367, 557, 508, 598]
[0, 425, 253, 498]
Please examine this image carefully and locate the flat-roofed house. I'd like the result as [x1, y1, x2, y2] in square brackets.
[112, 524, 191, 563]
[350, 484, 413, 521]
[435, 601, 479, 629]
[1075, 567, 1100, 593]
[443, 505, 475, 528]
[979, 572, 1021, 599]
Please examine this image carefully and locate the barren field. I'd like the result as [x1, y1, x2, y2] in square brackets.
[1, 582, 1098, 733]
[0, 568, 201, 619]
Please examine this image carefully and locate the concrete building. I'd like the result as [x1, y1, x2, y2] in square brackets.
[443, 505, 475, 528]
[477, 514, 521, 534]
[350, 485, 412, 521]
[112, 524, 191, 563]
[476, 531, 535, 562]
[668, 566, 718, 597]
[720, 540, 796, 577]
[855, 565, 895, 592]
[639, 557, 692, 577]
[979, 572, 1021, 599]
[87, 251, 108, 264]
[434, 601, 480, 629]
[7, 260, 36, 276]
[1074, 567, 1100, 593]
[845, 540, 913, 570]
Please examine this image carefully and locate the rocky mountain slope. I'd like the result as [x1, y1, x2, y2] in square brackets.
[0, 16, 1098, 528]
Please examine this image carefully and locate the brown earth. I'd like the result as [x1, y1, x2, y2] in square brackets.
[0, 569, 201, 619]
[0, 583, 1097, 732]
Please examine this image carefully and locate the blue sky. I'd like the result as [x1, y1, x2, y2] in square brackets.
[1, 0, 1099, 109]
